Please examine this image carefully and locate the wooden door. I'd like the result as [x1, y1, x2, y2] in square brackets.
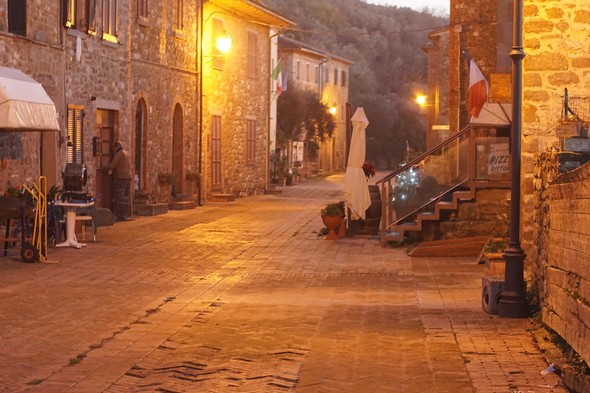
[95, 109, 115, 209]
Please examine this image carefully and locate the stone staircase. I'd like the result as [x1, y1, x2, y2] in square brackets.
[382, 187, 509, 243]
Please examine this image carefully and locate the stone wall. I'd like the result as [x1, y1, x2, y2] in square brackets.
[0, 3, 64, 190]
[521, 0, 590, 262]
[202, 3, 272, 196]
[449, 0, 499, 134]
[535, 154, 590, 365]
[130, 0, 198, 202]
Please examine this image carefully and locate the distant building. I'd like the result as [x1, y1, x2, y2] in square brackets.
[277, 36, 352, 174]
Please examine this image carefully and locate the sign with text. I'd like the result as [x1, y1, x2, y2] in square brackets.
[488, 143, 510, 175]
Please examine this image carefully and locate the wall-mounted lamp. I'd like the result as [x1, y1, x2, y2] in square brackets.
[416, 95, 427, 106]
[216, 30, 232, 54]
[89, 95, 97, 102]
[329, 106, 337, 115]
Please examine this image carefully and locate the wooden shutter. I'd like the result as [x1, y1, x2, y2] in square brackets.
[211, 116, 222, 189]
[248, 32, 257, 77]
[246, 120, 256, 163]
[67, 106, 84, 164]
[8, 0, 27, 36]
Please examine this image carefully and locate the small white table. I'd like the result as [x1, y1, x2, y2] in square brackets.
[55, 200, 94, 249]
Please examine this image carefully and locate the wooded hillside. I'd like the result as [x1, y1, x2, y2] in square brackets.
[265, 0, 447, 168]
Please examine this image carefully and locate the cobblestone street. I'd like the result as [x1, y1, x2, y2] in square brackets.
[0, 175, 566, 392]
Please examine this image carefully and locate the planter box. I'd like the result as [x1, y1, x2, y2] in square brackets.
[483, 253, 505, 278]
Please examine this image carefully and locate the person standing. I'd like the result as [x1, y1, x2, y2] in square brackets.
[107, 141, 132, 221]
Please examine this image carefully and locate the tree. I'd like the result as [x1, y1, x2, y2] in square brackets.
[276, 84, 335, 146]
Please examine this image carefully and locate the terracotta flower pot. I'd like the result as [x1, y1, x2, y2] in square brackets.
[321, 214, 343, 240]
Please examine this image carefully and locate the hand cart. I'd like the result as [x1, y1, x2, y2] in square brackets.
[0, 194, 37, 262]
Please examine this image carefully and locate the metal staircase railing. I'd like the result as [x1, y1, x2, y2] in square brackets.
[375, 126, 510, 245]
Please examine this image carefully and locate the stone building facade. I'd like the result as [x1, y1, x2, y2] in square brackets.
[201, 0, 293, 196]
[277, 36, 351, 174]
[0, 0, 291, 208]
[422, 27, 450, 150]
[0, 2, 64, 190]
[448, 0, 513, 134]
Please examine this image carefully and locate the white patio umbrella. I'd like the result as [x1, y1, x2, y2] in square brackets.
[344, 107, 371, 220]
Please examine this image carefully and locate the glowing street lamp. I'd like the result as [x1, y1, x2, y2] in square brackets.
[416, 95, 427, 107]
[216, 31, 232, 54]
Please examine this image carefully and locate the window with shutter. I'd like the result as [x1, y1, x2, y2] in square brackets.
[102, 0, 117, 42]
[211, 116, 222, 189]
[137, 0, 148, 18]
[67, 106, 84, 164]
[212, 19, 224, 70]
[248, 32, 257, 78]
[246, 119, 256, 164]
[64, 0, 95, 32]
[8, 0, 27, 36]
[175, 0, 184, 31]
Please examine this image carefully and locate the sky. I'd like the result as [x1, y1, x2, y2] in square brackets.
[366, 0, 449, 15]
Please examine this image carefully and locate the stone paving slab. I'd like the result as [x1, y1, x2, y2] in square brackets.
[0, 175, 568, 392]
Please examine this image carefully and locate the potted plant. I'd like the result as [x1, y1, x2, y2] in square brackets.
[321, 201, 345, 240]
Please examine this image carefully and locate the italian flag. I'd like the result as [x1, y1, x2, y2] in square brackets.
[272, 62, 283, 97]
[468, 59, 488, 118]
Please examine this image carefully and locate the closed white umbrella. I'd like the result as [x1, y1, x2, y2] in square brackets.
[344, 107, 371, 220]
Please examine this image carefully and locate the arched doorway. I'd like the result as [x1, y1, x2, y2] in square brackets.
[172, 104, 184, 195]
[135, 99, 147, 191]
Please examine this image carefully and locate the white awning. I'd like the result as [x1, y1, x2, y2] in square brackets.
[0, 66, 60, 131]
[470, 102, 512, 127]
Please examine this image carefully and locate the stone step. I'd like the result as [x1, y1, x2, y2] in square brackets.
[170, 201, 197, 210]
[408, 235, 490, 257]
[210, 193, 236, 202]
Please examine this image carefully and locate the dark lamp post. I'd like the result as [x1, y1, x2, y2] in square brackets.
[499, 0, 528, 318]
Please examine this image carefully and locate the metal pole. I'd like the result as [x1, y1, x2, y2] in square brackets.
[499, 0, 528, 318]
[197, 0, 204, 206]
